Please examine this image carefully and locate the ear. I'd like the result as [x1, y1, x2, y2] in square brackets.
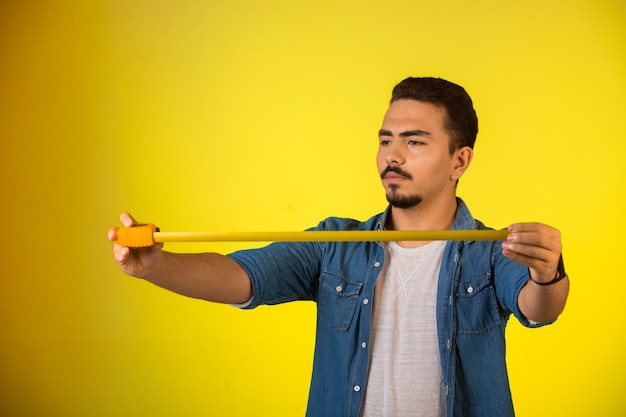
[450, 146, 473, 181]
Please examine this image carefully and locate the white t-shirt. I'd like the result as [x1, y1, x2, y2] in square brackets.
[360, 240, 446, 417]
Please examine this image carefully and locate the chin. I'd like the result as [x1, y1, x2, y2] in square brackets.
[386, 191, 423, 209]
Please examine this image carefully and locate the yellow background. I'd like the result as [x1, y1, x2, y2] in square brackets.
[1, 0, 624, 416]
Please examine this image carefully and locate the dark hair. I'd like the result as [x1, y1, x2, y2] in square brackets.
[390, 77, 478, 153]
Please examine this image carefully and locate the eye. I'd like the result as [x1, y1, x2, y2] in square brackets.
[379, 139, 392, 146]
[408, 140, 425, 146]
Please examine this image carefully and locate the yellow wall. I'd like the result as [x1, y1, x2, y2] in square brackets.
[1, 1, 624, 415]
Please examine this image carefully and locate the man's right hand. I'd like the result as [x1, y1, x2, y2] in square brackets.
[108, 212, 164, 278]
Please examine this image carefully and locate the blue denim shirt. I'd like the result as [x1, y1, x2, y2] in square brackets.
[228, 199, 550, 417]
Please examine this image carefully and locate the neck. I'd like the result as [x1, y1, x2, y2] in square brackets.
[386, 195, 458, 247]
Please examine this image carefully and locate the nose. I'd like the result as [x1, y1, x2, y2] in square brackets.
[385, 142, 404, 166]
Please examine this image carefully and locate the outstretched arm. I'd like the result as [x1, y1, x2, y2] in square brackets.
[108, 213, 252, 304]
[503, 222, 569, 323]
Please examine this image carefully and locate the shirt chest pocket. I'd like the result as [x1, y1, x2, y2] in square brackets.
[455, 272, 501, 334]
[317, 270, 363, 331]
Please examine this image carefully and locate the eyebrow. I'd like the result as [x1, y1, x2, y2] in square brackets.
[378, 129, 433, 138]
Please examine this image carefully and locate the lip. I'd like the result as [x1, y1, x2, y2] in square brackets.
[384, 173, 408, 182]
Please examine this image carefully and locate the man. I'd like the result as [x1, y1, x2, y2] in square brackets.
[109, 77, 569, 417]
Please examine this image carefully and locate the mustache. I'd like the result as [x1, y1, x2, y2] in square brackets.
[381, 165, 413, 180]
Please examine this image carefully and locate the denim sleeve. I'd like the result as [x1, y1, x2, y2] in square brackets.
[227, 240, 323, 309]
[493, 246, 555, 328]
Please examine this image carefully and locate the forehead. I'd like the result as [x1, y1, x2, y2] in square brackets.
[382, 99, 447, 132]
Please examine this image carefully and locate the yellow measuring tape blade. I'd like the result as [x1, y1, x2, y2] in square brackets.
[153, 229, 509, 243]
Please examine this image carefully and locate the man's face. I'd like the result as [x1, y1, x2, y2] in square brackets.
[377, 99, 458, 209]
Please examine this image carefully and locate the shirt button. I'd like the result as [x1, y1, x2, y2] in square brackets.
[447, 339, 451, 349]
[354, 385, 361, 392]
[361, 342, 367, 348]
[449, 296, 453, 305]
[374, 261, 381, 267]
[445, 385, 449, 396]
[467, 286, 473, 294]
[454, 254, 458, 263]
[363, 299, 369, 305]
[336, 285, 343, 292]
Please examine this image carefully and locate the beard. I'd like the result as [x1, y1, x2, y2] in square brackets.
[381, 165, 422, 209]
[385, 186, 423, 209]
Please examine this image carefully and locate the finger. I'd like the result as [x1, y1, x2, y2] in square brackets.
[507, 223, 561, 252]
[107, 226, 119, 242]
[507, 232, 561, 253]
[119, 212, 138, 227]
[502, 244, 554, 275]
[508, 222, 543, 233]
[113, 244, 130, 264]
[503, 241, 554, 264]
[503, 240, 561, 278]
[508, 222, 559, 233]
[502, 246, 539, 268]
